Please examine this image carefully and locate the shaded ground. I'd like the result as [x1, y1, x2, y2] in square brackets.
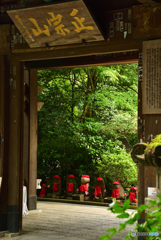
[1, 202, 136, 240]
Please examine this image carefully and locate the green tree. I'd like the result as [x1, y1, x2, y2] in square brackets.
[37, 64, 138, 192]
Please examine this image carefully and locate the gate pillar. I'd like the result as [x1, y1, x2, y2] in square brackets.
[0, 55, 9, 231]
[7, 58, 24, 233]
[28, 69, 38, 210]
[0, 56, 24, 233]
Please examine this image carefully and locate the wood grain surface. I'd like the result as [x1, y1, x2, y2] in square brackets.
[7, 0, 104, 48]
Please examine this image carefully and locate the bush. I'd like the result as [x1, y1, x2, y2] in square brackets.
[97, 146, 137, 189]
[100, 196, 161, 240]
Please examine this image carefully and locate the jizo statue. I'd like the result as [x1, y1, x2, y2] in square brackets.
[111, 181, 124, 199]
[80, 175, 90, 200]
[94, 177, 105, 199]
[66, 174, 76, 197]
[53, 175, 61, 198]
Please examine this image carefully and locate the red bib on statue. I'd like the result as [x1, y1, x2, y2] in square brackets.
[94, 185, 102, 197]
[39, 184, 47, 197]
[53, 182, 59, 192]
[80, 183, 87, 192]
[67, 183, 74, 192]
[111, 189, 120, 199]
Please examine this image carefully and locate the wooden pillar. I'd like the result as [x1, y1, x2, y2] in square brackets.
[28, 69, 37, 210]
[23, 68, 30, 195]
[0, 55, 9, 231]
[142, 115, 159, 208]
[0, 56, 4, 178]
[137, 47, 156, 220]
[137, 52, 145, 217]
[7, 58, 24, 233]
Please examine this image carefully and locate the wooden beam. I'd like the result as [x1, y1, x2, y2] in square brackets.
[25, 51, 139, 69]
[137, 0, 161, 5]
[12, 41, 142, 62]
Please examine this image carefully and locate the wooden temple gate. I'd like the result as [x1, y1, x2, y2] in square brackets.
[0, 0, 161, 233]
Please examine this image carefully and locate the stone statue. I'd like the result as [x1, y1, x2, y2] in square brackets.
[111, 181, 124, 199]
[94, 177, 105, 199]
[129, 186, 138, 202]
[80, 175, 90, 200]
[39, 183, 49, 197]
[66, 174, 76, 197]
[53, 175, 61, 198]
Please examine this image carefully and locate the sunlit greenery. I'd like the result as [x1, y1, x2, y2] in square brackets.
[37, 64, 138, 193]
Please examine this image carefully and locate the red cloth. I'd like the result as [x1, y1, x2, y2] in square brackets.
[111, 187, 122, 199]
[54, 175, 61, 179]
[53, 182, 60, 192]
[67, 182, 75, 192]
[39, 184, 47, 197]
[68, 174, 75, 178]
[94, 178, 105, 196]
[80, 183, 87, 192]
[129, 192, 137, 202]
[129, 187, 137, 202]
[39, 188, 46, 197]
[113, 181, 121, 185]
[82, 175, 90, 178]
[130, 187, 138, 191]
[97, 177, 104, 181]
[94, 186, 102, 197]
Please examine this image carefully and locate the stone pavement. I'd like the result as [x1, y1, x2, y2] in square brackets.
[0, 202, 136, 240]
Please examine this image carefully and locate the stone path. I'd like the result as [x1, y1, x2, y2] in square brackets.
[0, 202, 136, 240]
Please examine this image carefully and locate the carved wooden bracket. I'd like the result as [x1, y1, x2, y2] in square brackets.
[137, 0, 161, 6]
[131, 143, 161, 167]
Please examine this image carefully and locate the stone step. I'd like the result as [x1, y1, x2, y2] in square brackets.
[0, 231, 20, 238]
[0, 231, 8, 238]
[4, 233, 19, 238]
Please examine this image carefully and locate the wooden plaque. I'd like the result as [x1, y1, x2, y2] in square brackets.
[133, 5, 161, 41]
[7, 0, 104, 48]
[105, 8, 132, 43]
[143, 40, 161, 114]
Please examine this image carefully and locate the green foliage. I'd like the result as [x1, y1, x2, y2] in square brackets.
[146, 134, 161, 150]
[97, 150, 137, 188]
[100, 196, 161, 240]
[37, 64, 138, 191]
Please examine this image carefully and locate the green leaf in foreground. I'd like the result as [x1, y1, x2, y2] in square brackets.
[117, 212, 130, 218]
[99, 234, 110, 240]
[119, 223, 126, 231]
[107, 228, 117, 234]
[123, 199, 130, 210]
[113, 202, 124, 213]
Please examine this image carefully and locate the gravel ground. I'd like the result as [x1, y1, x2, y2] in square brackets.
[0, 202, 137, 240]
